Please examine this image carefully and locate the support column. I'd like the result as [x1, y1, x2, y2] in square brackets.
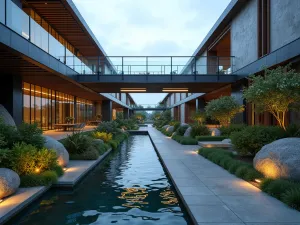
[102, 100, 112, 121]
[74, 96, 77, 123]
[231, 82, 247, 124]
[0, 74, 23, 125]
[198, 98, 206, 112]
[123, 108, 129, 119]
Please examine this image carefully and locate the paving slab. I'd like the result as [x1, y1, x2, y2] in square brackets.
[0, 186, 49, 225]
[55, 149, 112, 187]
[148, 127, 300, 225]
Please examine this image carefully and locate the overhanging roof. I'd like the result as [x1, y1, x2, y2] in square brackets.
[24, 0, 107, 57]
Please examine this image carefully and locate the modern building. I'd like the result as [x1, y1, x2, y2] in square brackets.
[162, 0, 300, 126]
[0, 0, 136, 129]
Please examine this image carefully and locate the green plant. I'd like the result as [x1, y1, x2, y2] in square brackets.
[17, 123, 45, 148]
[10, 143, 58, 176]
[169, 121, 180, 132]
[108, 140, 119, 150]
[230, 126, 285, 156]
[219, 124, 247, 137]
[62, 133, 94, 155]
[96, 121, 119, 134]
[243, 64, 300, 130]
[177, 125, 189, 136]
[52, 164, 64, 177]
[196, 136, 227, 141]
[264, 179, 296, 199]
[92, 131, 113, 142]
[282, 188, 300, 211]
[160, 129, 172, 137]
[70, 148, 99, 160]
[190, 111, 206, 125]
[179, 137, 198, 145]
[20, 171, 58, 187]
[0, 119, 19, 149]
[235, 165, 250, 179]
[190, 125, 210, 137]
[260, 178, 274, 192]
[65, 116, 75, 123]
[205, 96, 244, 126]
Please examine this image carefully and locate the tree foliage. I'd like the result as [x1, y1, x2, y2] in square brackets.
[243, 65, 300, 130]
[205, 96, 244, 126]
[190, 110, 206, 125]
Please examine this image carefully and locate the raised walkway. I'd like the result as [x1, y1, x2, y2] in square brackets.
[147, 126, 300, 225]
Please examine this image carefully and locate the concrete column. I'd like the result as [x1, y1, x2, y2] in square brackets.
[123, 108, 129, 119]
[0, 74, 23, 125]
[231, 83, 246, 124]
[102, 100, 112, 121]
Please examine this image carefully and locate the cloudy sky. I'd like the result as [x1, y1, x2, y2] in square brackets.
[73, 0, 231, 104]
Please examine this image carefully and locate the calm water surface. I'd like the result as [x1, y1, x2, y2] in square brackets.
[10, 135, 191, 225]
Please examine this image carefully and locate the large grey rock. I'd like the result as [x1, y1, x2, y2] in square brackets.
[209, 128, 221, 136]
[0, 104, 16, 126]
[171, 132, 177, 138]
[44, 136, 69, 167]
[162, 125, 170, 130]
[253, 138, 300, 180]
[184, 127, 192, 137]
[166, 126, 174, 133]
[0, 168, 20, 199]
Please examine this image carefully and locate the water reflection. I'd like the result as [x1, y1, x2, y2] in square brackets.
[10, 136, 190, 225]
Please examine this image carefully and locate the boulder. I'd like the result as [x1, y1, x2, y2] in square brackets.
[0, 168, 20, 199]
[209, 128, 221, 136]
[43, 136, 69, 167]
[253, 138, 300, 180]
[180, 123, 189, 127]
[222, 139, 231, 144]
[166, 126, 174, 133]
[162, 125, 170, 130]
[93, 139, 104, 144]
[171, 132, 177, 138]
[184, 127, 192, 137]
[0, 104, 16, 126]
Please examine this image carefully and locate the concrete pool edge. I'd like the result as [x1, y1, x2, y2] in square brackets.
[147, 131, 198, 225]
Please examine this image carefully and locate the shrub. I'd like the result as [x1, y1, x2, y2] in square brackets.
[264, 179, 296, 199]
[70, 148, 99, 160]
[219, 124, 246, 137]
[196, 136, 227, 141]
[108, 140, 119, 150]
[169, 121, 180, 132]
[10, 143, 58, 176]
[190, 125, 210, 138]
[260, 178, 274, 192]
[235, 165, 251, 179]
[0, 119, 19, 148]
[230, 126, 285, 156]
[17, 123, 45, 148]
[244, 168, 263, 181]
[21, 171, 58, 187]
[177, 125, 189, 136]
[96, 121, 119, 134]
[179, 137, 198, 145]
[285, 124, 300, 137]
[92, 131, 112, 142]
[52, 164, 64, 177]
[282, 188, 300, 211]
[160, 129, 172, 137]
[62, 133, 94, 155]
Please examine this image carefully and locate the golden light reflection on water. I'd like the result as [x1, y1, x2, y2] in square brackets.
[160, 189, 178, 205]
[118, 188, 149, 208]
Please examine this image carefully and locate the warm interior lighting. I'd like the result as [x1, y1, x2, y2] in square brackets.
[255, 179, 262, 183]
[162, 89, 188, 92]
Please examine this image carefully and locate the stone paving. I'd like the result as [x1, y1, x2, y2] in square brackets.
[43, 126, 96, 140]
[147, 126, 300, 225]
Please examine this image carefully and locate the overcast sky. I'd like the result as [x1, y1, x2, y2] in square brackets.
[73, 0, 231, 105]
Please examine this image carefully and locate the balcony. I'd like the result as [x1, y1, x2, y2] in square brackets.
[0, 0, 93, 74]
[65, 56, 235, 76]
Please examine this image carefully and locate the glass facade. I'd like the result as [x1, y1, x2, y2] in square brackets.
[23, 82, 94, 130]
[0, 0, 5, 24]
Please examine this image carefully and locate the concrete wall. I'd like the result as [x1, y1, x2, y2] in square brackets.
[270, 0, 300, 52]
[180, 103, 185, 123]
[231, 0, 257, 71]
[170, 94, 174, 106]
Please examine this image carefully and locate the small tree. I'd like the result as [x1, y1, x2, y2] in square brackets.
[243, 65, 300, 130]
[190, 111, 206, 125]
[205, 96, 244, 126]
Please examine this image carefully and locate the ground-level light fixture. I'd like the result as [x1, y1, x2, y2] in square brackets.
[162, 88, 188, 92]
[255, 179, 262, 184]
[120, 88, 146, 92]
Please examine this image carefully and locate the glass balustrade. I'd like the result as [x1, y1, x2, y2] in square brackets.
[3, 0, 93, 74]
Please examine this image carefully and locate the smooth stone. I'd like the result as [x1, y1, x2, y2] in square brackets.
[184, 127, 192, 137]
[254, 138, 300, 180]
[162, 125, 170, 130]
[44, 136, 69, 167]
[0, 168, 20, 199]
[0, 104, 16, 126]
[166, 126, 174, 133]
[209, 128, 221, 136]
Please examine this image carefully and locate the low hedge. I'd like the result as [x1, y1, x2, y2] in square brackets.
[196, 136, 227, 141]
[198, 147, 300, 211]
[21, 171, 58, 187]
[190, 125, 210, 138]
[159, 128, 172, 137]
[177, 125, 189, 136]
[172, 135, 198, 145]
[219, 124, 247, 137]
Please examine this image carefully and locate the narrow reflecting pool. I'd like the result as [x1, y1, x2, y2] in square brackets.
[10, 135, 192, 225]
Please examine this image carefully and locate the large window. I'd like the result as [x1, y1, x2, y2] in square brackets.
[22, 82, 94, 130]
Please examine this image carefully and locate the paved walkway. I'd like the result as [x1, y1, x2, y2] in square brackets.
[147, 127, 300, 225]
[44, 126, 96, 140]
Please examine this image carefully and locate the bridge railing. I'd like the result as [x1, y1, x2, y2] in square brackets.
[131, 104, 167, 109]
[63, 56, 235, 76]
